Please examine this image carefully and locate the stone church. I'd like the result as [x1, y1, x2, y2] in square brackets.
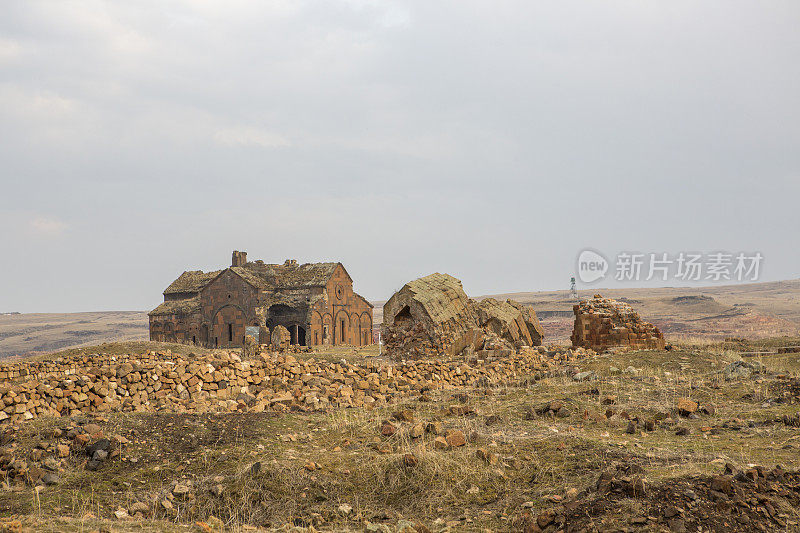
[149, 251, 373, 348]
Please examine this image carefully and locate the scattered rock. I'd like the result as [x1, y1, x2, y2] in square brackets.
[41, 472, 59, 486]
[445, 430, 466, 448]
[392, 409, 415, 422]
[573, 371, 596, 382]
[476, 448, 498, 465]
[676, 398, 698, 416]
[380, 421, 397, 437]
[426, 421, 444, 435]
[129, 502, 149, 515]
[402, 454, 418, 468]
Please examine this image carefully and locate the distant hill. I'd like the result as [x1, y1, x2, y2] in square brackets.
[3, 279, 799, 358]
[0, 311, 148, 359]
[475, 279, 800, 342]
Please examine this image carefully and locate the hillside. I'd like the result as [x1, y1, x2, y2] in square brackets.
[1, 338, 799, 531]
[0, 311, 148, 360]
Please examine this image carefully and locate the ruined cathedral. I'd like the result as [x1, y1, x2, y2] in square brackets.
[149, 251, 373, 348]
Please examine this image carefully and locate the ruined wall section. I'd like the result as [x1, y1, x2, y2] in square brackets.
[571, 295, 665, 351]
[148, 301, 203, 345]
[383, 273, 484, 358]
[382, 274, 545, 359]
[477, 298, 537, 347]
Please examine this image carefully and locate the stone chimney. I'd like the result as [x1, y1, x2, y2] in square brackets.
[232, 250, 247, 267]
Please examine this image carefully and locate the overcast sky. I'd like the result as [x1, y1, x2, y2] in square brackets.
[1, 1, 799, 312]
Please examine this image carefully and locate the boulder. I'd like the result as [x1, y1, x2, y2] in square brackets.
[676, 398, 698, 416]
[271, 325, 291, 351]
[723, 360, 766, 381]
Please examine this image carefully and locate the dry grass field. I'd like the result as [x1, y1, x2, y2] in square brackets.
[0, 338, 799, 532]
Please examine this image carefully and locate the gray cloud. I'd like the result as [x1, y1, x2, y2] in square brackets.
[1, 1, 798, 312]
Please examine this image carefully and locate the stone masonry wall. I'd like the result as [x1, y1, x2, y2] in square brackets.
[571, 294, 665, 351]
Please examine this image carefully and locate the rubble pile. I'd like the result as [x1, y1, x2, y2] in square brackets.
[0, 421, 127, 487]
[559, 463, 800, 532]
[571, 294, 665, 351]
[382, 273, 544, 359]
[0, 346, 589, 424]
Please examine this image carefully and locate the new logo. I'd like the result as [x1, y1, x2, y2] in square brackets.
[577, 249, 608, 283]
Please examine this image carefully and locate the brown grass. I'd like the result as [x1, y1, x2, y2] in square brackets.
[1, 337, 799, 531]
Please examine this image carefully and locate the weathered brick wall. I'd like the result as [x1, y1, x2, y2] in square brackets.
[149, 314, 202, 345]
[308, 265, 372, 346]
[0, 347, 586, 424]
[201, 270, 259, 348]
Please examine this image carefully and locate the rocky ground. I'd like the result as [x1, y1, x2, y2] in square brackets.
[0, 340, 798, 532]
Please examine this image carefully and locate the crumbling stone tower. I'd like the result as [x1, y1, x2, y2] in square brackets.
[571, 294, 665, 351]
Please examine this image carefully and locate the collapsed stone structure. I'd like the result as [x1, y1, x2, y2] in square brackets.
[149, 251, 373, 349]
[0, 346, 585, 424]
[382, 273, 543, 359]
[571, 294, 665, 351]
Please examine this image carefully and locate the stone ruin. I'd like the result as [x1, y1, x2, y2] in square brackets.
[571, 294, 665, 351]
[381, 273, 544, 359]
[270, 325, 291, 351]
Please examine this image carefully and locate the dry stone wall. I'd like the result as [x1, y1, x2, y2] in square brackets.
[0, 347, 588, 424]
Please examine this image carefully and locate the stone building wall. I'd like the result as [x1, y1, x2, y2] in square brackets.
[201, 270, 260, 349]
[149, 313, 202, 345]
[317, 265, 373, 347]
[149, 254, 373, 349]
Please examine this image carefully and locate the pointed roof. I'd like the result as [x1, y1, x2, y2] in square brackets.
[149, 297, 201, 316]
[354, 293, 374, 309]
[163, 270, 223, 295]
